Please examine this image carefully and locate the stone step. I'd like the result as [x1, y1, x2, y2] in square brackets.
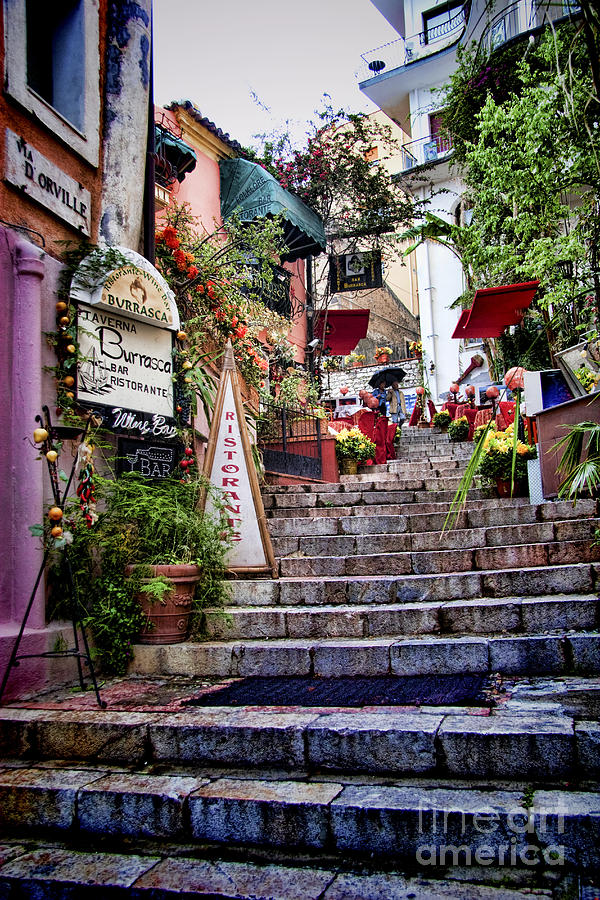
[128, 631, 600, 680]
[262, 482, 493, 512]
[0, 842, 557, 899]
[224, 563, 600, 607]
[0, 760, 597, 869]
[265, 487, 497, 515]
[266, 499, 596, 530]
[202, 594, 599, 641]
[272, 519, 600, 559]
[277, 539, 600, 578]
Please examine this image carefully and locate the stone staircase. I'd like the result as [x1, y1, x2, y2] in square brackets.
[0, 428, 598, 897]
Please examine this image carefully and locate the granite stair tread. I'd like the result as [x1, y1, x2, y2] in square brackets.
[0, 840, 560, 899]
[0, 758, 597, 870]
[127, 630, 600, 679]
[202, 593, 599, 640]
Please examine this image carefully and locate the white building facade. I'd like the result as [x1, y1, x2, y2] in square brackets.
[358, 0, 581, 402]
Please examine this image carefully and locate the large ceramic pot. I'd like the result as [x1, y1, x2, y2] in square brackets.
[339, 458, 358, 475]
[125, 563, 202, 644]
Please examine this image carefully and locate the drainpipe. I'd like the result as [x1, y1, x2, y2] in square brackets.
[421, 240, 439, 400]
[143, 3, 156, 264]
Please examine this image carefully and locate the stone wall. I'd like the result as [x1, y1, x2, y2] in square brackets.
[322, 357, 421, 399]
[330, 283, 420, 364]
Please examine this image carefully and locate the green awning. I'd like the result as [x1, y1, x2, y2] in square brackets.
[219, 158, 326, 262]
[155, 126, 197, 183]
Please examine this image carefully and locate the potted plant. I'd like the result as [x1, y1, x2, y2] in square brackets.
[477, 424, 537, 496]
[409, 340, 422, 359]
[65, 472, 231, 667]
[433, 410, 452, 431]
[374, 346, 392, 363]
[346, 352, 366, 368]
[322, 356, 343, 372]
[335, 426, 376, 475]
[448, 415, 470, 442]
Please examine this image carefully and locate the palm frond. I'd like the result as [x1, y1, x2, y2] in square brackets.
[443, 416, 494, 533]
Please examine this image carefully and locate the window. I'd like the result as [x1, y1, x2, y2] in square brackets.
[422, 0, 465, 45]
[26, 0, 85, 132]
[428, 113, 453, 154]
[3, 0, 100, 164]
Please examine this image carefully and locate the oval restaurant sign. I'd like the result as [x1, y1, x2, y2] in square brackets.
[71, 247, 180, 437]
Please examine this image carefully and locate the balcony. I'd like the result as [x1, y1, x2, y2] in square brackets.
[393, 133, 454, 173]
[357, 6, 467, 84]
[478, 0, 581, 57]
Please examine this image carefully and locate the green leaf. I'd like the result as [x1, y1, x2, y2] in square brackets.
[58, 469, 69, 482]
[28, 523, 44, 537]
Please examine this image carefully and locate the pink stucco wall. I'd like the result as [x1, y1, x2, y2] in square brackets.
[156, 107, 309, 365]
[0, 228, 77, 700]
[157, 108, 223, 231]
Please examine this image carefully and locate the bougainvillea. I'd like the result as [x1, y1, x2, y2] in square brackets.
[155, 203, 294, 392]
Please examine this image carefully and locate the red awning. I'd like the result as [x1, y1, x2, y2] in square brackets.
[451, 281, 539, 339]
[315, 309, 370, 356]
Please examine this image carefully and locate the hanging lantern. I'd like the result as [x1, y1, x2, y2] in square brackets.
[504, 367, 526, 391]
[340, 386, 349, 395]
[485, 385, 500, 400]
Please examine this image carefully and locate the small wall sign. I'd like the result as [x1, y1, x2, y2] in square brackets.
[116, 439, 179, 479]
[5, 129, 91, 235]
[70, 247, 179, 332]
[329, 251, 383, 293]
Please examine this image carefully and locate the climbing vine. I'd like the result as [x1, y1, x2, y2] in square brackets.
[440, 21, 600, 353]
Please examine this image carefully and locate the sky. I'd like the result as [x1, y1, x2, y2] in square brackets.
[153, 0, 399, 150]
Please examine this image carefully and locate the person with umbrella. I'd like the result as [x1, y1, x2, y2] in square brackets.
[370, 379, 389, 415]
[387, 380, 407, 426]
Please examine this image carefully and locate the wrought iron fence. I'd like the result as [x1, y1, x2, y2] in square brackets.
[257, 399, 323, 481]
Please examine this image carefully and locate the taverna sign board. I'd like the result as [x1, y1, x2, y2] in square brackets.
[72, 247, 179, 437]
[203, 343, 277, 576]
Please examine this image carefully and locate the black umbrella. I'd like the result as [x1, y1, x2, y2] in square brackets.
[368, 367, 407, 388]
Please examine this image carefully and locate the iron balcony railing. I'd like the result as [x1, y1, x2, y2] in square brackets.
[393, 133, 454, 173]
[358, 5, 467, 83]
[478, 0, 581, 57]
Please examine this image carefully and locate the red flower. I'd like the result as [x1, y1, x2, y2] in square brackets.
[188, 265, 199, 279]
[173, 248, 187, 270]
[163, 225, 180, 250]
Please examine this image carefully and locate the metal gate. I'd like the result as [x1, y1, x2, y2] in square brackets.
[257, 400, 323, 480]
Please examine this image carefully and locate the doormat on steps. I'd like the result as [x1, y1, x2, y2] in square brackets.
[184, 673, 489, 708]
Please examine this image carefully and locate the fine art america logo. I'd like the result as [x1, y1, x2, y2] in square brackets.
[414, 799, 566, 869]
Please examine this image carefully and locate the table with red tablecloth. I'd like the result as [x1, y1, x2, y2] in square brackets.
[408, 399, 437, 427]
[441, 401, 462, 420]
[329, 410, 396, 465]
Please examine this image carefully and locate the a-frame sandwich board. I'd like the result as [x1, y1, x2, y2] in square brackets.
[202, 341, 277, 577]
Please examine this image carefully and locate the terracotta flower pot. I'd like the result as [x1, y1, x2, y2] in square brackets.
[376, 354, 390, 364]
[495, 479, 526, 498]
[339, 458, 358, 475]
[125, 563, 202, 644]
